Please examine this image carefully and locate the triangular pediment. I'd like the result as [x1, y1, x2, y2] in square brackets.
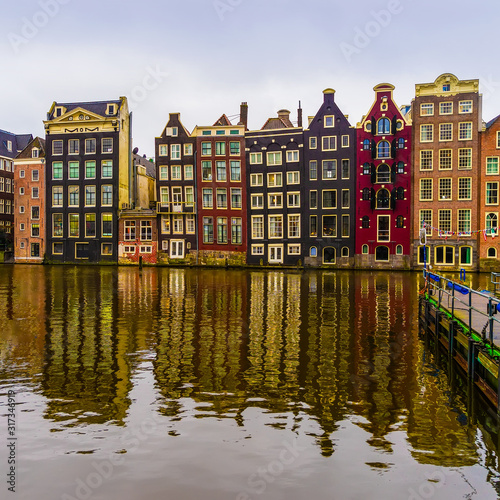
[52, 107, 107, 124]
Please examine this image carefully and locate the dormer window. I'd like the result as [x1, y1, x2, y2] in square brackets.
[443, 84, 450, 92]
[55, 107, 64, 117]
[32, 149, 39, 158]
[106, 104, 116, 115]
[7, 141, 12, 152]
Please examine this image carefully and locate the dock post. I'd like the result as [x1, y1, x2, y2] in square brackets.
[469, 290, 472, 334]
[467, 338, 476, 381]
[449, 320, 456, 363]
[489, 298, 494, 351]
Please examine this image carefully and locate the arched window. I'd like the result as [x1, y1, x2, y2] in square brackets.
[362, 188, 371, 201]
[362, 244, 369, 254]
[396, 215, 404, 228]
[397, 187, 405, 200]
[377, 141, 390, 158]
[310, 246, 317, 257]
[363, 139, 371, 150]
[398, 138, 405, 149]
[375, 246, 389, 261]
[397, 161, 405, 174]
[341, 247, 349, 258]
[377, 118, 391, 135]
[486, 213, 498, 234]
[376, 164, 390, 183]
[323, 247, 336, 264]
[396, 244, 403, 255]
[363, 162, 371, 175]
[376, 188, 390, 209]
[488, 247, 497, 258]
[362, 216, 370, 228]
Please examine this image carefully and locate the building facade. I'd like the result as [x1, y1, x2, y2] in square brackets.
[304, 89, 356, 267]
[246, 109, 305, 266]
[44, 98, 131, 263]
[13, 137, 46, 263]
[412, 74, 481, 271]
[155, 113, 197, 263]
[194, 115, 247, 266]
[118, 209, 158, 265]
[356, 84, 412, 269]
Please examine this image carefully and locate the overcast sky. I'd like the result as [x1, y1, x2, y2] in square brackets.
[1, 0, 499, 157]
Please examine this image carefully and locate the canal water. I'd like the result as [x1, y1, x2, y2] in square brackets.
[1, 266, 500, 500]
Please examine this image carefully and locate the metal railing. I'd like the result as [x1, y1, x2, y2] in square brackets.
[424, 270, 500, 350]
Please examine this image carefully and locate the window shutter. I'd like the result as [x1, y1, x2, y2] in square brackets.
[392, 116, 398, 134]
[371, 117, 376, 135]
[391, 139, 397, 159]
[370, 188, 376, 210]
[391, 163, 396, 183]
[371, 140, 376, 159]
[391, 188, 397, 211]
[371, 163, 376, 184]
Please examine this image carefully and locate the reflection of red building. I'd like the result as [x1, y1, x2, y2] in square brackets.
[356, 84, 412, 269]
[118, 209, 158, 264]
[193, 112, 247, 265]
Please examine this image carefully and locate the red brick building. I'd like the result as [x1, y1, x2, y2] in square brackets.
[13, 137, 46, 263]
[118, 209, 158, 264]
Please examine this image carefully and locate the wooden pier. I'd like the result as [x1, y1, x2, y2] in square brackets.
[420, 272, 500, 412]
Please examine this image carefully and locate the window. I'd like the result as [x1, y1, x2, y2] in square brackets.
[252, 216, 264, 239]
[159, 166, 168, 181]
[102, 138, 113, 153]
[486, 157, 499, 175]
[310, 191, 317, 209]
[376, 189, 390, 209]
[184, 144, 193, 156]
[309, 161, 317, 180]
[287, 192, 300, 208]
[52, 214, 63, 237]
[85, 161, 96, 179]
[459, 100, 472, 114]
[202, 188, 213, 208]
[363, 139, 371, 150]
[362, 244, 369, 254]
[267, 152, 282, 165]
[439, 149, 452, 170]
[486, 182, 499, 205]
[288, 215, 300, 238]
[171, 165, 181, 180]
[52, 186, 63, 206]
[231, 218, 242, 244]
[269, 215, 283, 238]
[269, 246, 283, 263]
[160, 186, 169, 205]
[217, 188, 227, 209]
[322, 190, 336, 208]
[159, 145, 168, 156]
[202, 217, 213, 243]
[309, 137, 317, 149]
[102, 160, 113, 178]
[362, 188, 371, 201]
[287, 171, 299, 185]
[419, 178, 432, 201]
[101, 243, 113, 256]
[229, 142, 240, 155]
[438, 209, 452, 232]
[322, 136, 337, 151]
[185, 186, 194, 207]
[288, 244, 301, 255]
[376, 164, 390, 183]
[170, 144, 181, 159]
[184, 165, 193, 180]
[420, 103, 434, 116]
[458, 178, 471, 200]
[486, 213, 498, 235]
[268, 173, 282, 187]
[68, 161, 79, 179]
[85, 139, 96, 154]
[217, 217, 228, 243]
[32, 170, 39, 182]
[323, 215, 336, 237]
[322, 160, 337, 179]
[420, 125, 433, 142]
[231, 188, 242, 210]
[458, 148, 472, 169]
[488, 247, 497, 258]
[342, 189, 350, 208]
[52, 140, 63, 155]
[459, 122, 472, 140]
[323, 247, 336, 264]
[125, 221, 136, 241]
[397, 161, 405, 174]
[420, 210, 432, 236]
[19, 204, 25, 213]
[342, 135, 349, 148]
[286, 150, 299, 162]
[5, 178, 11, 193]
[250, 173, 263, 186]
[342, 215, 349, 237]
[377, 215, 390, 241]
[251, 194, 263, 209]
[439, 123, 452, 141]
[215, 142, 226, 155]
[324, 115, 334, 127]
[439, 178, 452, 200]
[497, 131, 500, 149]
[396, 215, 404, 228]
[101, 214, 113, 237]
[362, 216, 370, 228]
[202, 161, 212, 181]
[375, 246, 389, 261]
[458, 209, 471, 235]
[459, 246, 472, 265]
[377, 141, 390, 158]
[418, 150, 431, 170]
[230, 161, 241, 181]
[363, 163, 371, 175]
[161, 216, 170, 234]
[136, 220, 151, 241]
[69, 214, 79, 237]
[342, 159, 350, 179]
[250, 152, 262, 164]
[201, 142, 212, 156]
[252, 245, 264, 255]
[102, 185, 113, 206]
[68, 186, 79, 206]
[186, 214, 195, 233]
[440, 102, 453, 115]
[85, 213, 96, 237]
[19, 170, 25, 179]
[377, 118, 391, 135]
[435, 246, 454, 265]
[310, 215, 317, 236]
[268, 193, 283, 208]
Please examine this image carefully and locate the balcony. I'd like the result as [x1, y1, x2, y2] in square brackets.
[157, 201, 196, 214]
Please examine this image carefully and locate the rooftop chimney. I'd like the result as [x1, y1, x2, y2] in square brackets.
[239, 102, 248, 130]
[297, 101, 302, 128]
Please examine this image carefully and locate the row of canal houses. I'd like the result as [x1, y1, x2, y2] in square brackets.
[4, 73, 499, 271]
